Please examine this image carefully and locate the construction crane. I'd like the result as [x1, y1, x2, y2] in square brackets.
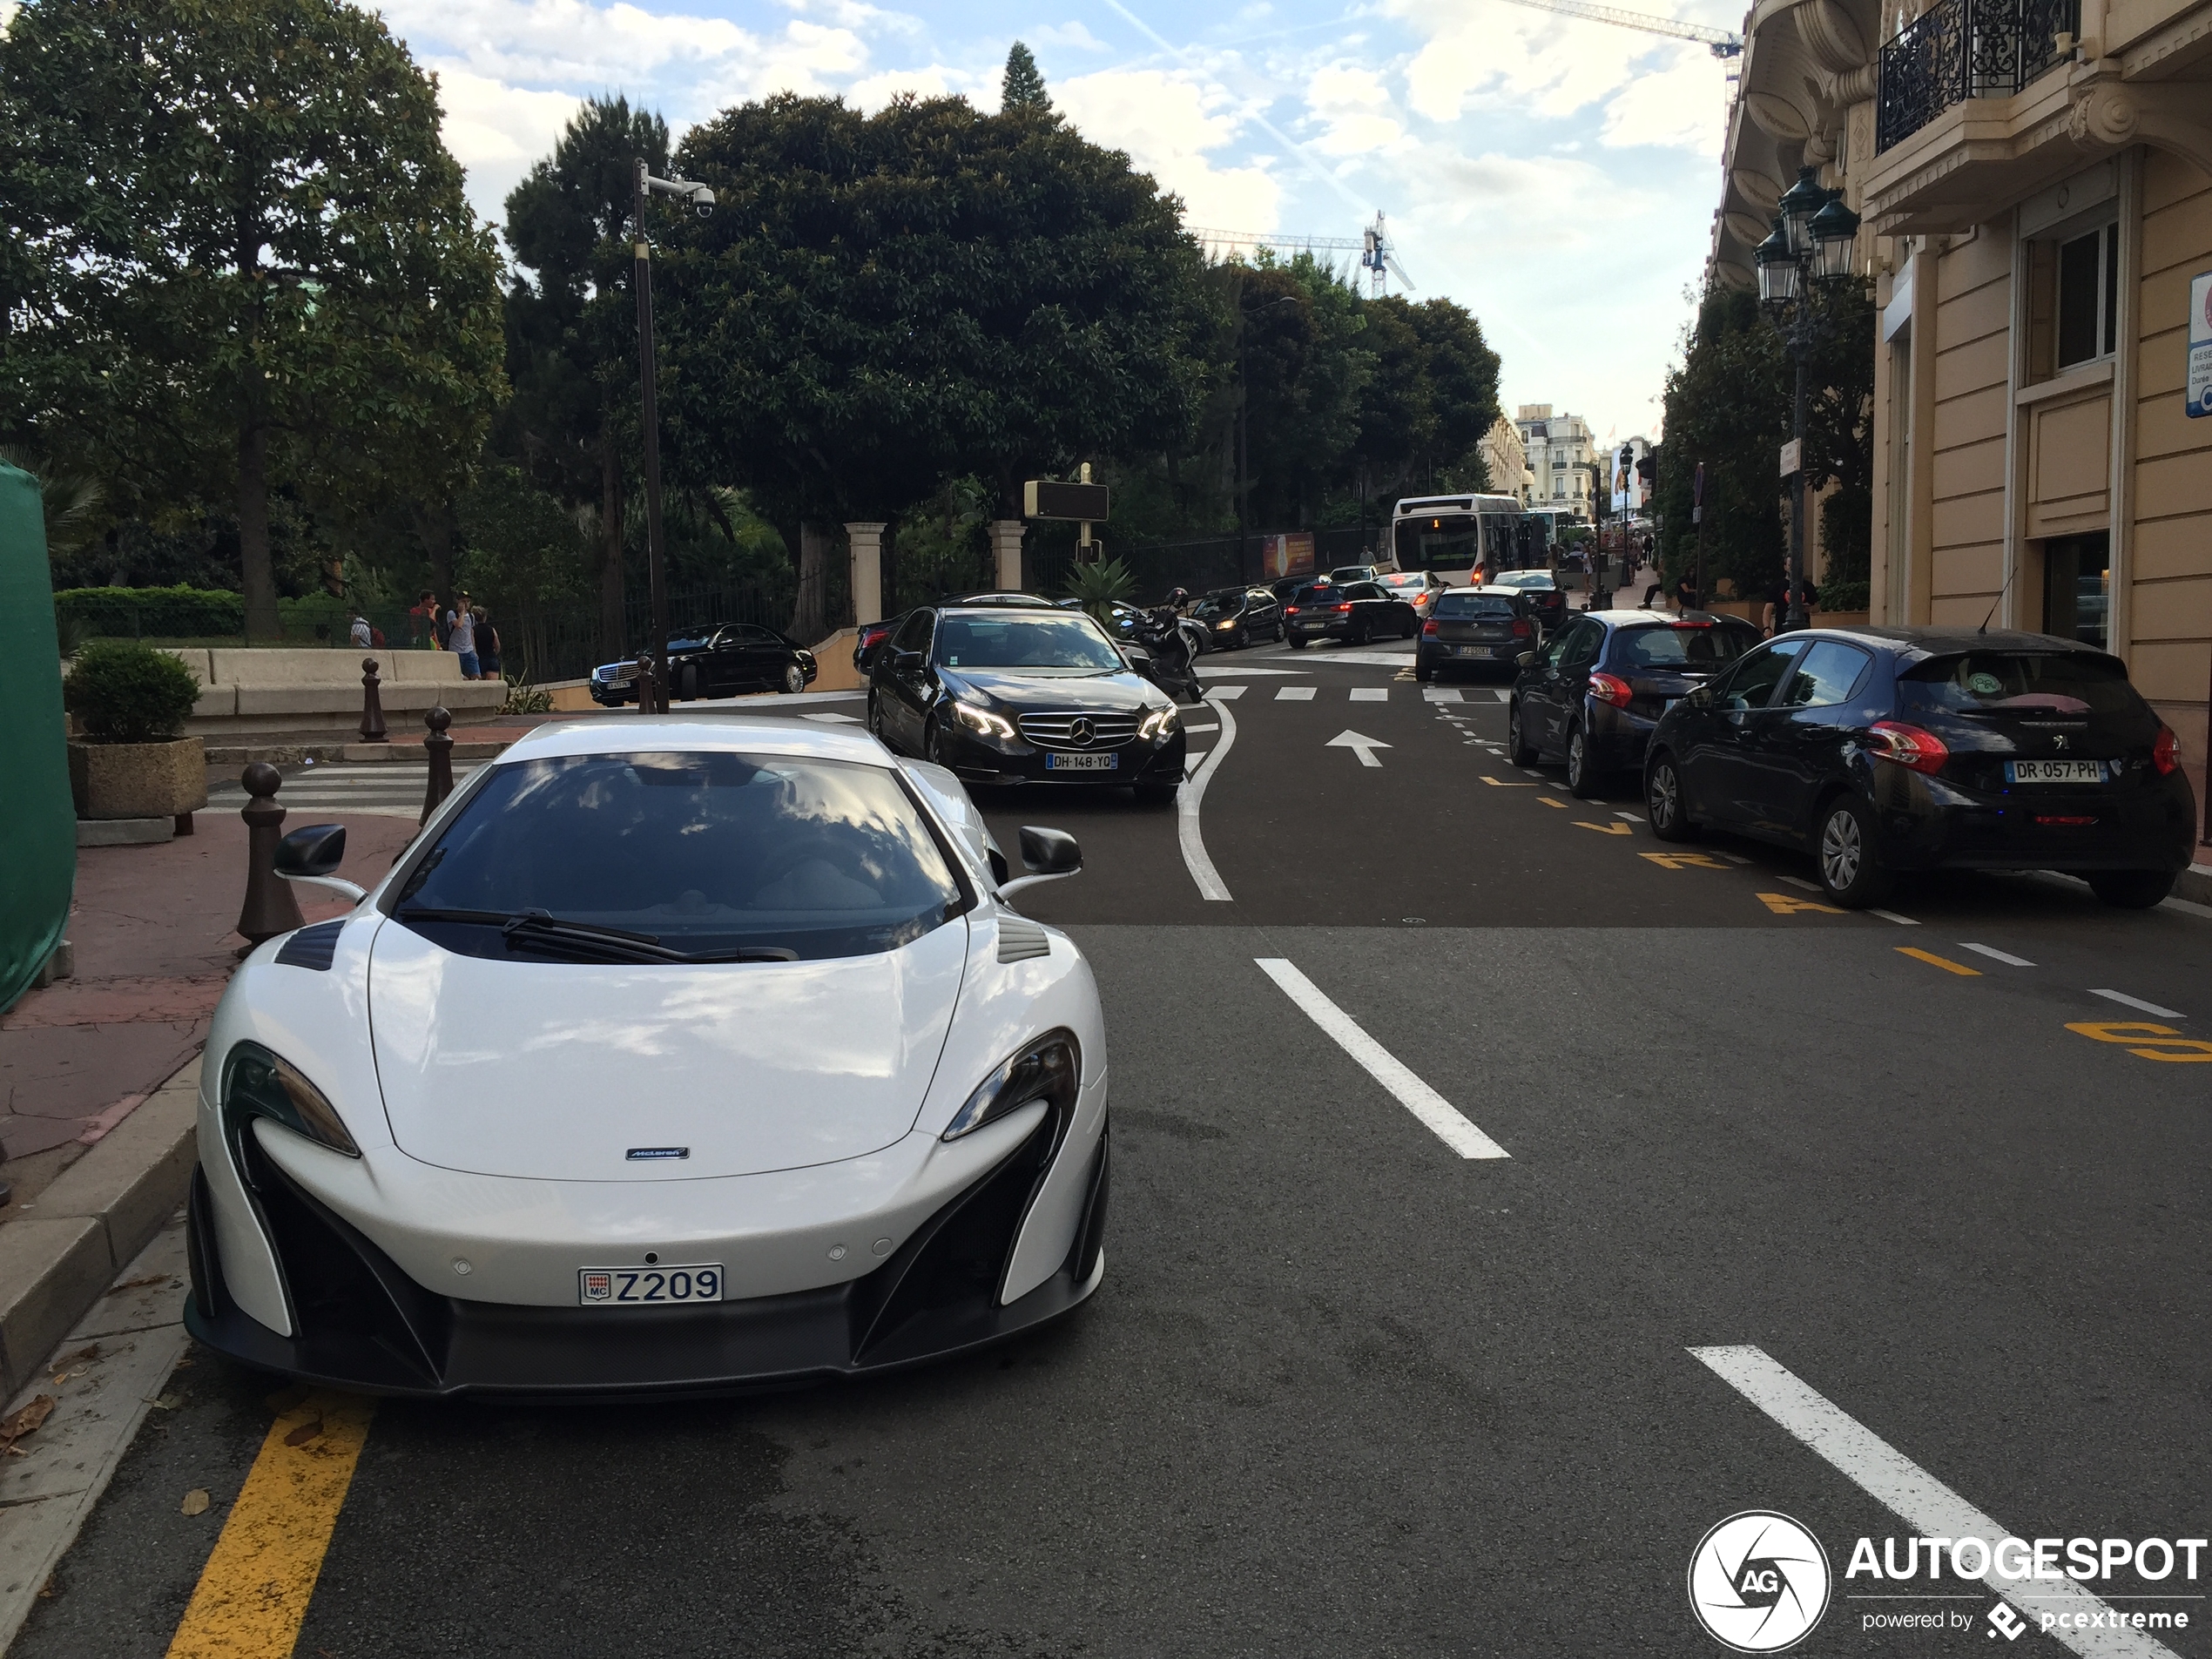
[1360, 214, 1415, 298]
[1488, 0, 1743, 57]
[1190, 213, 1417, 297]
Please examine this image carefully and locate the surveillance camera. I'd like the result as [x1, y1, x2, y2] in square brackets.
[696, 202, 713, 219]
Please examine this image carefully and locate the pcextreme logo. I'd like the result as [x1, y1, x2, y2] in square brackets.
[1689, 1511, 1833, 1652]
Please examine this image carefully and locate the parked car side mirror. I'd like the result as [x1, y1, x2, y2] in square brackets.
[1515, 652, 1536, 669]
[275, 823, 347, 878]
[892, 650, 925, 677]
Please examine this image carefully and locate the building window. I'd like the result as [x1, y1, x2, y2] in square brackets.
[2055, 222, 2119, 369]
[2043, 534, 2109, 649]
[1553, 482, 1565, 498]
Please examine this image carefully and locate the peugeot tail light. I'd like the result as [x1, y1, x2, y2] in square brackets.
[2152, 725, 2178, 776]
[1588, 671, 1632, 709]
[1865, 720, 1949, 775]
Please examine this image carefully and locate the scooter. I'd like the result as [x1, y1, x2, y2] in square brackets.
[1124, 606, 1204, 705]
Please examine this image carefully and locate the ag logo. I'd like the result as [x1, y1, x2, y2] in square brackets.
[1688, 1511, 1831, 1652]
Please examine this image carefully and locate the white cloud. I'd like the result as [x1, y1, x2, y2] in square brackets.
[1029, 21, 1110, 52]
[1056, 67, 1281, 228]
[1304, 63, 1406, 157]
[430, 68, 583, 216]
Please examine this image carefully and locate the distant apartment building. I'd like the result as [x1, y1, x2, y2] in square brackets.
[1514, 405, 1595, 516]
[1479, 415, 1534, 504]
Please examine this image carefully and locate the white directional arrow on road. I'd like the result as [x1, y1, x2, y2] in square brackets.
[1325, 729, 1392, 768]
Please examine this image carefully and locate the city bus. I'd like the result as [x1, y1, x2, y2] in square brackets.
[1390, 494, 1546, 585]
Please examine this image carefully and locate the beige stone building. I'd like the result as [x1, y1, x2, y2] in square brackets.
[1709, 0, 2212, 832]
[1479, 415, 1536, 503]
[1514, 405, 1597, 516]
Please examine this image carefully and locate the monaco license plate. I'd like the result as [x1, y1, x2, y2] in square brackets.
[2006, 759, 2104, 784]
[1046, 752, 1118, 772]
[579, 1264, 723, 1305]
[1453, 644, 1495, 658]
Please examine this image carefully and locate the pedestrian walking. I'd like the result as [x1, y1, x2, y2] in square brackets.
[446, 591, 481, 679]
[474, 606, 502, 681]
[1763, 576, 1820, 636]
[408, 590, 442, 649]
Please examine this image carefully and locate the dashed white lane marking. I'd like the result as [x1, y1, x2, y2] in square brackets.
[1869, 908, 1921, 927]
[1204, 684, 1247, 701]
[1254, 960, 1507, 1159]
[1276, 685, 1317, 701]
[1959, 942, 2035, 967]
[1689, 1345, 2181, 1659]
[1521, 768, 1541, 779]
[801, 711, 863, 724]
[1492, 689, 1513, 703]
[1778, 875, 1822, 893]
[1177, 698, 1238, 902]
[1349, 686, 1388, 702]
[2089, 988, 2185, 1019]
[1182, 722, 1220, 732]
[1615, 811, 1644, 822]
[1423, 687, 1463, 703]
[1719, 853, 1752, 865]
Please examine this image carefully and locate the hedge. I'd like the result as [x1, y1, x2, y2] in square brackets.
[55, 585, 244, 639]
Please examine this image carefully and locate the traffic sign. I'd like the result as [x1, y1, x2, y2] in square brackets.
[1024, 480, 1109, 521]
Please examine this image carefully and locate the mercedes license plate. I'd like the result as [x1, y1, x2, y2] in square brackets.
[1046, 752, 1118, 772]
[579, 1265, 723, 1305]
[2005, 759, 2103, 784]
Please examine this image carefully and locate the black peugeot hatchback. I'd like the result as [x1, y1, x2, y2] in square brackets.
[1642, 627, 2197, 908]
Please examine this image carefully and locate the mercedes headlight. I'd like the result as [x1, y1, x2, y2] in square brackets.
[951, 700, 1015, 740]
[942, 1031, 1080, 1141]
[222, 1041, 361, 1162]
[1138, 705, 1179, 741]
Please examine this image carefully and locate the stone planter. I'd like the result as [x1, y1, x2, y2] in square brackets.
[67, 738, 209, 821]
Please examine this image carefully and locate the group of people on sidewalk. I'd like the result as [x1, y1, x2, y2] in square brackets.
[349, 590, 503, 680]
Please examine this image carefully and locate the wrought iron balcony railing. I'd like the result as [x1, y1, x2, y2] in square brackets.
[1875, 0, 2079, 153]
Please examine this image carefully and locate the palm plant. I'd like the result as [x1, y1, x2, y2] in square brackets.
[1062, 556, 1136, 626]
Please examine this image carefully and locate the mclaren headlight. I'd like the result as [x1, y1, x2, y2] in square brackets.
[222, 1041, 361, 1163]
[942, 1031, 1080, 1141]
[1138, 705, 1179, 741]
[951, 699, 1015, 740]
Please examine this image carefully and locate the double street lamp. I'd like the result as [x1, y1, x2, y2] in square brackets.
[1753, 166, 1860, 631]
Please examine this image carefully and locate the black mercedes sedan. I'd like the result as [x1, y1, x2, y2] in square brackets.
[590, 623, 818, 705]
[1642, 627, 2198, 908]
[866, 600, 1187, 803]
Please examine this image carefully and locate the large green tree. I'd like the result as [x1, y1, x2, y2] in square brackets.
[0, 0, 505, 635]
[658, 91, 1213, 633]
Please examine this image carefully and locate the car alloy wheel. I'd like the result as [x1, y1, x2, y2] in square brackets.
[867, 694, 889, 744]
[924, 715, 954, 768]
[1646, 755, 1691, 842]
[1507, 703, 1537, 768]
[781, 663, 806, 694]
[1817, 796, 1891, 907]
[1566, 727, 1599, 799]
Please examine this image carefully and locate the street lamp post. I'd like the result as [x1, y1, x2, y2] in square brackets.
[1754, 166, 1860, 632]
[631, 159, 715, 714]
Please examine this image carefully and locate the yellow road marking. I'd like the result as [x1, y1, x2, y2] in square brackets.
[1758, 892, 1844, 914]
[1897, 947, 1980, 976]
[1639, 852, 1727, 870]
[1536, 796, 1568, 808]
[1575, 820, 1633, 835]
[2065, 1021, 2212, 1062]
[1479, 775, 1535, 786]
[166, 1391, 374, 1658]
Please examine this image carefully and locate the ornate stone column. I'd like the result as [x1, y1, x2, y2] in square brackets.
[989, 519, 1026, 592]
[845, 522, 887, 627]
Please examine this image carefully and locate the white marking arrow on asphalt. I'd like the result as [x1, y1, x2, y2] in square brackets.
[1326, 729, 1392, 767]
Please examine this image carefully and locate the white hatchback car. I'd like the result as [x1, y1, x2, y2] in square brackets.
[186, 717, 1109, 1398]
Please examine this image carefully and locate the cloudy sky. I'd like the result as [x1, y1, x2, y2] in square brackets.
[377, 0, 1747, 448]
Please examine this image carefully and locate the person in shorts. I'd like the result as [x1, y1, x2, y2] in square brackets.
[473, 606, 501, 680]
[446, 592, 480, 678]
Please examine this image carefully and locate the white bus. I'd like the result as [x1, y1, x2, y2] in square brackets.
[1389, 494, 1543, 586]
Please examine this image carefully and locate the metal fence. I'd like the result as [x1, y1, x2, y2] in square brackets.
[1024, 527, 1387, 604]
[1876, 0, 2077, 152]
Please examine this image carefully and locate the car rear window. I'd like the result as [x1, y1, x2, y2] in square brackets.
[1290, 586, 1341, 606]
[1898, 651, 2143, 716]
[1433, 592, 1518, 619]
[393, 752, 966, 962]
[1613, 623, 1760, 671]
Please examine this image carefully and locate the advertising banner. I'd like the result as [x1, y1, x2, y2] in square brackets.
[2188, 270, 2210, 419]
[1259, 532, 1315, 580]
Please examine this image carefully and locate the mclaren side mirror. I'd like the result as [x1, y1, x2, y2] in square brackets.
[276, 823, 346, 878]
[1019, 826, 1082, 874]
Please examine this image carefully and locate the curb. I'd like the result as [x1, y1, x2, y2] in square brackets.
[0, 1056, 199, 1402]
[2176, 862, 2212, 907]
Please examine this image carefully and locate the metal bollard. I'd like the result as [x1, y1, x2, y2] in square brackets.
[359, 657, 388, 743]
[235, 761, 306, 948]
[420, 705, 455, 826]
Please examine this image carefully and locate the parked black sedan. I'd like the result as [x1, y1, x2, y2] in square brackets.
[1191, 586, 1285, 650]
[867, 600, 1188, 803]
[1507, 610, 1763, 796]
[1415, 587, 1535, 682]
[590, 623, 818, 705]
[1642, 627, 2198, 907]
[1283, 581, 1420, 648]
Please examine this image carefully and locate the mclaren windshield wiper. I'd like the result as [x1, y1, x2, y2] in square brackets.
[395, 907, 798, 965]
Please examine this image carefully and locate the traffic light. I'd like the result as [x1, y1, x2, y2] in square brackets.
[1635, 450, 1659, 488]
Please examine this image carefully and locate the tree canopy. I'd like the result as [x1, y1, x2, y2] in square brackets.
[1001, 42, 1050, 112]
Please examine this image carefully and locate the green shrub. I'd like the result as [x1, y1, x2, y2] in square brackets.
[54, 584, 245, 639]
[1820, 579, 1871, 613]
[501, 678, 554, 714]
[63, 642, 201, 743]
[1062, 556, 1136, 625]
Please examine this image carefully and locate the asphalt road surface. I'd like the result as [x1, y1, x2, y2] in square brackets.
[20, 637, 2209, 1658]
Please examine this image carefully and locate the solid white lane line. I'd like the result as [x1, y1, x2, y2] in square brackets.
[801, 711, 862, 723]
[2089, 988, 2185, 1019]
[1349, 686, 1387, 702]
[1423, 687, 1463, 703]
[1183, 751, 1207, 765]
[1778, 875, 1822, 893]
[1177, 697, 1237, 902]
[1182, 722, 1220, 732]
[1959, 942, 2035, 967]
[1253, 959, 1508, 1159]
[1276, 685, 1317, 701]
[1688, 1345, 2180, 1659]
[1205, 684, 1247, 701]
[1869, 908, 1920, 926]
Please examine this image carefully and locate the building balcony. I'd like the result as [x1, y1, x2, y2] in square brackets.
[1875, 0, 2078, 154]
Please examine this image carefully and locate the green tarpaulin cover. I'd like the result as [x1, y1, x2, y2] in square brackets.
[0, 461, 75, 1014]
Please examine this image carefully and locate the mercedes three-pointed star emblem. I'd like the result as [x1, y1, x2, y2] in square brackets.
[1070, 717, 1095, 747]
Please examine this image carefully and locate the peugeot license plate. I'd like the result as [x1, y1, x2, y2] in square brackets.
[2005, 759, 2104, 784]
[578, 1265, 723, 1305]
[1046, 752, 1117, 772]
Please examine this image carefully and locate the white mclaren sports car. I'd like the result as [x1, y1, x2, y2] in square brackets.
[187, 717, 1109, 1397]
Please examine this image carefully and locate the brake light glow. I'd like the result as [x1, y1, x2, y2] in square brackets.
[1511, 619, 1534, 638]
[1333, 603, 1353, 613]
[1588, 671, 1632, 709]
[2152, 725, 2178, 776]
[1671, 621, 1714, 630]
[1422, 619, 1440, 637]
[1285, 606, 1299, 616]
[1865, 720, 1949, 775]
